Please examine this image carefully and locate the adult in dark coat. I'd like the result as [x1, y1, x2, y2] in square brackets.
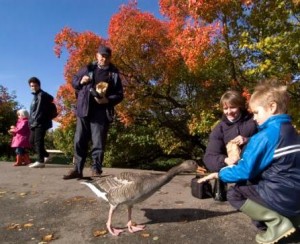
[28, 77, 53, 168]
[203, 90, 257, 172]
[63, 45, 124, 179]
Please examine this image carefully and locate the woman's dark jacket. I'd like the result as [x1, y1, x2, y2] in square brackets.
[29, 89, 53, 130]
[72, 63, 124, 119]
[203, 111, 257, 172]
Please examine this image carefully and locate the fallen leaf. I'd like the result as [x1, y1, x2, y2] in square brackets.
[19, 192, 27, 196]
[141, 233, 150, 237]
[42, 234, 55, 241]
[93, 229, 107, 237]
[6, 223, 21, 230]
[24, 223, 34, 228]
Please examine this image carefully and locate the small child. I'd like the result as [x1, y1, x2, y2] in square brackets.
[8, 109, 31, 166]
[198, 83, 300, 244]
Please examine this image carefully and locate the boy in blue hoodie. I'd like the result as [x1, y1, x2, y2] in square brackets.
[199, 83, 300, 244]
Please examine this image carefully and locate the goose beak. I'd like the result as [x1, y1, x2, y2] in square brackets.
[196, 166, 207, 175]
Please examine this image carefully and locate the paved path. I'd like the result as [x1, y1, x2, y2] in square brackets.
[0, 161, 299, 244]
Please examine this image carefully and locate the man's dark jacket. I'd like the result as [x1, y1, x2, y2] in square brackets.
[29, 89, 53, 130]
[72, 63, 123, 118]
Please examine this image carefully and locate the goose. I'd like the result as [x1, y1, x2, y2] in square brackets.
[81, 159, 201, 236]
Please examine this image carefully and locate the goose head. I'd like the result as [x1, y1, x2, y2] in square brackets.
[179, 160, 200, 172]
[169, 160, 201, 175]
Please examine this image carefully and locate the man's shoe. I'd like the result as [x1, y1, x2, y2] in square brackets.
[91, 170, 102, 177]
[63, 170, 83, 180]
[29, 162, 45, 168]
[44, 156, 52, 163]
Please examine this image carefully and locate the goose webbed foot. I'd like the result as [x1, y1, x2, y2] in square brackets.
[106, 223, 124, 236]
[127, 220, 145, 233]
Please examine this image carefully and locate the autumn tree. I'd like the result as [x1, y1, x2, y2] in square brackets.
[54, 0, 300, 167]
[108, 2, 218, 160]
[159, 0, 300, 126]
[0, 85, 21, 159]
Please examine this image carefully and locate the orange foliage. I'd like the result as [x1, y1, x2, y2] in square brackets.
[53, 0, 244, 128]
[242, 87, 251, 102]
[159, 0, 225, 70]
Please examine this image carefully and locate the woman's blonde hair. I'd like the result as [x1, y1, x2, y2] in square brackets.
[250, 84, 289, 114]
[17, 109, 29, 119]
[220, 90, 246, 111]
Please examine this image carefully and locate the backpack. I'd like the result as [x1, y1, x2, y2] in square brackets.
[48, 101, 58, 120]
[42, 91, 58, 120]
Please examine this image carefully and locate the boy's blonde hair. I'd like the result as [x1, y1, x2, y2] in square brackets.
[250, 84, 289, 114]
[220, 90, 246, 111]
[17, 109, 29, 119]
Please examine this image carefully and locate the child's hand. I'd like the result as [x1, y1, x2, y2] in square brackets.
[197, 172, 218, 183]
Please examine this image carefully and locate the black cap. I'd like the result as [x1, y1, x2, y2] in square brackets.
[98, 45, 112, 56]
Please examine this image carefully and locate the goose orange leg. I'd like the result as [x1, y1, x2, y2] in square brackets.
[127, 206, 145, 233]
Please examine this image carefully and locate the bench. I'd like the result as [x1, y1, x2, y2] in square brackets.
[46, 149, 64, 154]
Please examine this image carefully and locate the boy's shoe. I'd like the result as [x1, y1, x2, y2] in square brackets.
[29, 162, 45, 168]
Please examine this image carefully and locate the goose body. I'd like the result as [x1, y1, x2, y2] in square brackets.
[81, 159, 200, 236]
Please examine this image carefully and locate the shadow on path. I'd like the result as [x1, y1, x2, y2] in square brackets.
[141, 208, 237, 224]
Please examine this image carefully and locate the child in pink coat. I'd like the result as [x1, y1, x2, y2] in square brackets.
[8, 109, 31, 166]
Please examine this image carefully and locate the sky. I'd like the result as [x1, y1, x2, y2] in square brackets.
[0, 0, 161, 119]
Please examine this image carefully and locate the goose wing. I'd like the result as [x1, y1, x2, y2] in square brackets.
[94, 172, 166, 205]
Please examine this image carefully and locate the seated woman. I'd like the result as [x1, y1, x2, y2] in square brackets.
[203, 90, 257, 200]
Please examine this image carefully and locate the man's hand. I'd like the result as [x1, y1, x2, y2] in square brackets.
[95, 97, 109, 104]
[231, 135, 248, 146]
[80, 75, 91, 85]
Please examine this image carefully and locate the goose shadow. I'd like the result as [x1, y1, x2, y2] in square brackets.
[141, 208, 237, 224]
[141, 208, 300, 243]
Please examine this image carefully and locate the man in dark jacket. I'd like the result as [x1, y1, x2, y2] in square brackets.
[63, 45, 124, 179]
[28, 77, 53, 168]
